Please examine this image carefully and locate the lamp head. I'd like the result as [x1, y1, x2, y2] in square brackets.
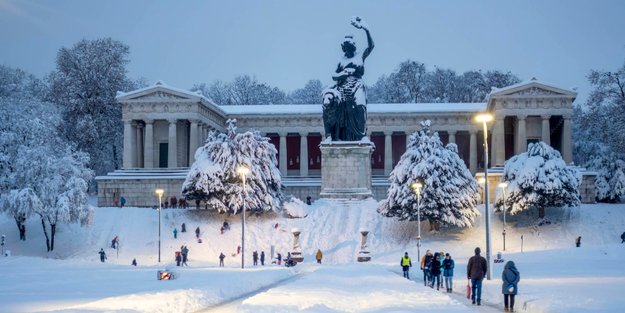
[155, 189, 164, 197]
[477, 177, 486, 184]
[474, 113, 494, 123]
[498, 182, 508, 188]
[411, 182, 423, 191]
[237, 165, 250, 176]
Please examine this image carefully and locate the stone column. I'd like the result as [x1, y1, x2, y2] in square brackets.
[168, 119, 178, 168]
[494, 116, 505, 166]
[448, 130, 456, 144]
[136, 123, 144, 168]
[384, 131, 393, 175]
[515, 115, 527, 155]
[279, 132, 287, 176]
[144, 120, 154, 168]
[189, 120, 199, 164]
[300, 132, 308, 177]
[561, 115, 573, 164]
[541, 115, 551, 146]
[122, 119, 133, 169]
[469, 129, 477, 173]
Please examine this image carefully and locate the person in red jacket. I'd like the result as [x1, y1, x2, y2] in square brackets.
[467, 247, 488, 306]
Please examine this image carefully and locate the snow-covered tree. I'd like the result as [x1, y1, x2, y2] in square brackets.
[289, 79, 323, 104]
[182, 119, 283, 214]
[192, 75, 288, 106]
[495, 142, 581, 218]
[586, 154, 625, 202]
[378, 120, 481, 231]
[47, 38, 139, 179]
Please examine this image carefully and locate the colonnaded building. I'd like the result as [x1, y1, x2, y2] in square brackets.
[96, 79, 596, 207]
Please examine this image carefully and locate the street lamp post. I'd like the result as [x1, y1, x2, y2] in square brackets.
[475, 113, 493, 280]
[411, 182, 423, 262]
[498, 182, 508, 251]
[155, 189, 164, 263]
[237, 165, 250, 269]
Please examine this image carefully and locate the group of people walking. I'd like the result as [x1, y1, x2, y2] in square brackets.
[401, 246, 520, 312]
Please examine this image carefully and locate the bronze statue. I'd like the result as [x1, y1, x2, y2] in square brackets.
[323, 16, 374, 141]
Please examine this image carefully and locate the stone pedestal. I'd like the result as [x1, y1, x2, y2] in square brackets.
[320, 141, 374, 199]
[291, 228, 304, 262]
[357, 229, 371, 262]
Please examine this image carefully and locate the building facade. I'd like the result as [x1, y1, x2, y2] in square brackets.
[97, 79, 588, 207]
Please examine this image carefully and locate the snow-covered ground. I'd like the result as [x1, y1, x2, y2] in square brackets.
[0, 198, 624, 312]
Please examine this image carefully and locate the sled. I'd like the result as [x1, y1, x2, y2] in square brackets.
[466, 281, 471, 299]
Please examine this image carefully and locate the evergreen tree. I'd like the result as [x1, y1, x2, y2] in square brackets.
[182, 119, 283, 214]
[378, 121, 481, 231]
[495, 142, 580, 218]
[586, 154, 625, 202]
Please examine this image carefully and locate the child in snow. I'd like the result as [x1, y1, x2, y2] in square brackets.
[181, 223, 186, 232]
[621, 232, 625, 244]
[182, 246, 189, 266]
[276, 253, 282, 265]
[316, 249, 323, 264]
[195, 227, 200, 239]
[173, 228, 178, 239]
[576, 236, 582, 247]
[175, 251, 182, 266]
[260, 251, 265, 266]
[98, 249, 106, 263]
[111, 236, 119, 249]
[120, 196, 126, 208]
[131, 258, 137, 266]
[253, 251, 258, 266]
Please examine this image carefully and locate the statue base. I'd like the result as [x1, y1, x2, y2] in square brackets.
[357, 251, 371, 262]
[291, 251, 304, 263]
[320, 140, 374, 200]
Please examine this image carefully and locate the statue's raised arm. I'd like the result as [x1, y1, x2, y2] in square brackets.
[351, 16, 374, 61]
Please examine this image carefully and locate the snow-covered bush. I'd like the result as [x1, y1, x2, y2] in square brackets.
[586, 154, 625, 202]
[283, 197, 308, 218]
[182, 119, 284, 214]
[495, 141, 581, 218]
[378, 120, 481, 231]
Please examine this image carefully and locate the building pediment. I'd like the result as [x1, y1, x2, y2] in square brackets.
[116, 81, 205, 103]
[489, 80, 577, 99]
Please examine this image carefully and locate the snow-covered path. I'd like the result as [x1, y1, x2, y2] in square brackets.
[221, 264, 477, 312]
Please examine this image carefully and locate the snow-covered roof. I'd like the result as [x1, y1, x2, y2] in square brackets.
[488, 78, 577, 98]
[222, 102, 486, 115]
[115, 81, 226, 116]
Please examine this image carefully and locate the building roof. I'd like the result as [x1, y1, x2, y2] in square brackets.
[488, 78, 577, 98]
[222, 102, 487, 115]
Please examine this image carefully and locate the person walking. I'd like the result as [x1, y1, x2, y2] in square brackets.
[120, 196, 126, 208]
[276, 253, 282, 265]
[502, 260, 520, 312]
[576, 236, 582, 247]
[621, 231, 625, 243]
[401, 252, 412, 279]
[316, 249, 323, 264]
[195, 226, 200, 239]
[219, 252, 225, 267]
[253, 251, 259, 266]
[181, 223, 186, 232]
[98, 248, 106, 263]
[443, 253, 455, 293]
[182, 245, 189, 266]
[131, 258, 137, 266]
[431, 252, 442, 289]
[420, 250, 434, 286]
[173, 228, 178, 239]
[467, 247, 488, 306]
[260, 251, 265, 266]
[438, 251, 446, 288]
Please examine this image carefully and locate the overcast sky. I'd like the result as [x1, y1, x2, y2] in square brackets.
[2, 0, 625, 103]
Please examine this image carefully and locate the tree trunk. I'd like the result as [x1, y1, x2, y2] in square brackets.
[50, 223, 56, 251]
[40, 218, 50, 252]
[428, 219, 441, 232]
[14, 216, 26, 241]
[538, 206, 545, 218]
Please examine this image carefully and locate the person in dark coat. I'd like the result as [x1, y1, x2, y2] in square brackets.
[442, 253, 455, 293]
[98, 248, 106, 263]
[306, 196, 312, 205]
[181, 223, 186, 232]
[173, 228, 178, 239]
[430, 252, 442, 289]
[467, 247, 488, 306]
[131, 258, 137, 266]
[621, 232, 625, 244]
[253, 251, 259, 266]
[260, 251, 265, 266]
[420, 250, 434, 286]
[576, 236, 582, 247]
[502, 261, 520, 312]
[276, 253, 282, 265]
[219, 253, 225, 267]
[182, 246, 189, 266]
[401, 252, 412, 279]
[120, 196, 126, 208]
[195, 227, 200, 239]
[175, 251, 182, 266]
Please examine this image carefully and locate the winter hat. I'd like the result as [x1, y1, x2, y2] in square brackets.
[474, 247, 481, 255]
[445, 253, 450, 257]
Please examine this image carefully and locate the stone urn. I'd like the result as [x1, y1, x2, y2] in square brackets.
[291, 228, 304, 262]
[357, 228, 371, 262]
